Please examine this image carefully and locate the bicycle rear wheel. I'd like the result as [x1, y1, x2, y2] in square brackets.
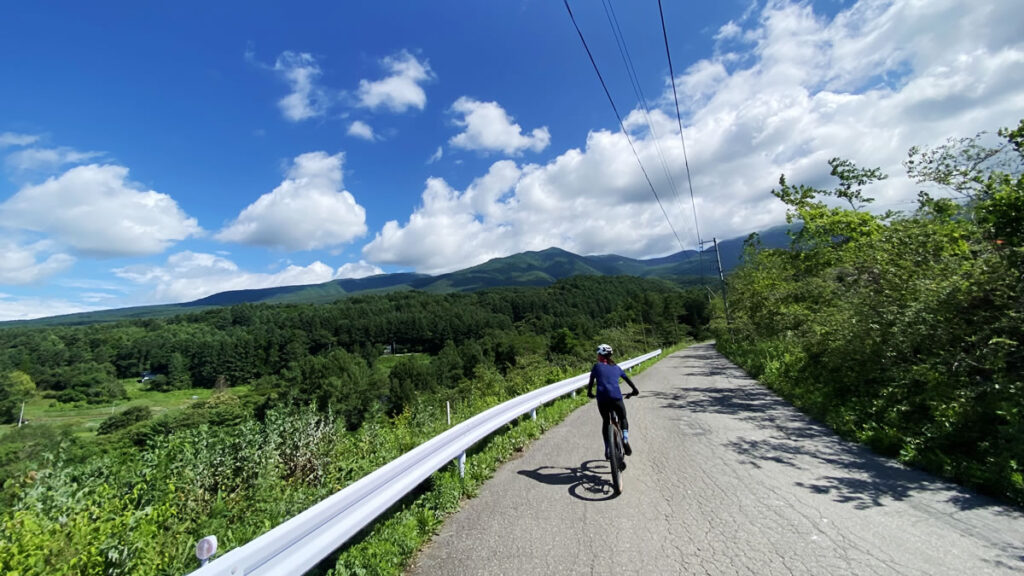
[606, 420, 623, 494]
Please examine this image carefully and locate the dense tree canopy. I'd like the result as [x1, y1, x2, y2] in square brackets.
[717, 120, 1024, 505]
[0, 370, 34, 424]
[0, 276, 707, 409]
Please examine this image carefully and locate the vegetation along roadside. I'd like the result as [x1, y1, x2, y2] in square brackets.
[715, 120, 1024, 507]
[0, 275, 707, 575]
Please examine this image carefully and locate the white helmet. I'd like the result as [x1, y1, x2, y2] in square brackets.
[596, 343, 613, 357]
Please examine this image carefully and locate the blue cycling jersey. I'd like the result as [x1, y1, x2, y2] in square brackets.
[590, 362, 626, 400]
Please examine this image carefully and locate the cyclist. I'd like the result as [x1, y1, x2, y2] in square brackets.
[586, 344, 639, 460]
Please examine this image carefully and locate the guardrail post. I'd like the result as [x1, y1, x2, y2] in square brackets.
[530, 408, 536, 421]
[458, 452, 466, 478]
[571, 390, 576, 398]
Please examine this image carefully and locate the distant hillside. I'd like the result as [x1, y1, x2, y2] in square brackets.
[7, 225, 795, 327]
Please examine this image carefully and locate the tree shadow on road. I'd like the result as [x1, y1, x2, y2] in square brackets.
[661, 343, 749, 379]
[650, 346, 1024, 520]
[518, 461, 619, 501]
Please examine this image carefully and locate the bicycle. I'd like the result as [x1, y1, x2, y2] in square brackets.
[595, 391, 635, 495]
[605, 408, 626, 495]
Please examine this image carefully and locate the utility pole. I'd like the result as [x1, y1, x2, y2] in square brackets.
[699, 239, 713, 305]
[713, 237, 732, 326]
[18, 401, 25, 427]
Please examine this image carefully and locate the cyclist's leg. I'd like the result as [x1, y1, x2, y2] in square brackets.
[597, 399, 612, 459]
[614, 399, 629, 431]
[612, 399, 632, 455]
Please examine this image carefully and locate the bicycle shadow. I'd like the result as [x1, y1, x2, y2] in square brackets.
[518, 460, 619, 501]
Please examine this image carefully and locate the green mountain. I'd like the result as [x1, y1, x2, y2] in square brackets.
[7, 225, 795, 327]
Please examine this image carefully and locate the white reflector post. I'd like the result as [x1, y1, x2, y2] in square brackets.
[197, 535, 218, 566]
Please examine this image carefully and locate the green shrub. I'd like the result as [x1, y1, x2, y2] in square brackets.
[716, 121, 1024, 505]
[98, 406, 153, 435]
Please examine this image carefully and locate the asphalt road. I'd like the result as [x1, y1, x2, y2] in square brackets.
[407, 343, 1024, 576]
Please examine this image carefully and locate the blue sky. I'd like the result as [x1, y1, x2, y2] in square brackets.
[1, 0, 1021, 320]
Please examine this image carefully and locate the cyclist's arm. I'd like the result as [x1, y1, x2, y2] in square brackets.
[622, 373, 639, 396]
[586, 375, 596, 397]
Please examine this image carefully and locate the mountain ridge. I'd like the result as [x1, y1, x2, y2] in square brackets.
[8, 225, 795, 327]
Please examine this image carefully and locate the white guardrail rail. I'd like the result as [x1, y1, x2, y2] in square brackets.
[190, 349, 662, 575]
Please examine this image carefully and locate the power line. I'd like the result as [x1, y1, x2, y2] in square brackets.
[563, 0, 685, 252]
[600, 0, 687, 223]
[657, 0, 706, 281]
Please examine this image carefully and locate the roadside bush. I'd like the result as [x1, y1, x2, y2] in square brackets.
[717, 121, 1024, 505]
[56, 389, 87, 404]
[98, 406, 153, 435]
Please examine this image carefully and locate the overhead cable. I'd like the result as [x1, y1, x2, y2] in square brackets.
[600, 0, 687, 221]
[657, 0, 707, 280]
[564, 0, 685, 253]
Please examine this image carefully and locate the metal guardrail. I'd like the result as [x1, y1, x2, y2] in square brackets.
[189, 349, 662, 575]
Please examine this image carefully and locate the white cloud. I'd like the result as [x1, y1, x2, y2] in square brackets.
[448, 97, 551, 155]
[0, 164, 202, 257]
[336, 260, 383, 278]
[356, 51, 433, 113]
[274, 51, 329, 122]
[0, 294, 95, 322]
[664, 0, 1024, 208]
[216, 151, 367, 250]
[0, 132, 39, 148]
[114, 251, 343, 303]
[364, 0, 1024, 273]
[363, 160, 526, 274]
[715, 21, 743, 42]
[5, 147, 103, 172]
[363, 129, 706, 273]
[427, 146, 444, 164]
[347, 120, 377, 141]
[0, 239, 75, 284]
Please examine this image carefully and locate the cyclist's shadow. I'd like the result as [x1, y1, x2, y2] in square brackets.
[518, 460, 619, 501]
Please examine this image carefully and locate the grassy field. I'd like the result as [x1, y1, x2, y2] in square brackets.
[2, 380, 250, 438]
[375, 352, 428, 371]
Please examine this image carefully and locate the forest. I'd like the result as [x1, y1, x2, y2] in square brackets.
[0, 275, 708, 575]
[716, 120, 1024, 506]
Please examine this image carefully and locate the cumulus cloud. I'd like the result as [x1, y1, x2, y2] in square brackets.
[448, 97, 551, 155]
[114, 251, 345, 303]
[363, 160, 526, 274]
[356, 51, 433, 113]
[0, 132, 39, 148]
[365, 0, 1024, 273]
[0, 164, 201, 257]
[5, 147, 103, 173]
[336, 260, 383, 278]
[363, 130, 703, 273]
[665, 0, 1023, 206]
[274, 51, 329, 122]
[216, 151, 367, 250]
[0, 239, 75, 284]
[347, 120, 377, 141]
